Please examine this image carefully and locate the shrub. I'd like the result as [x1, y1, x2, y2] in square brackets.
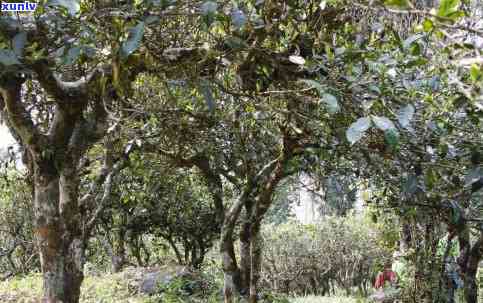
[0, 171, 39, 278]
[261, 215, 390, 296]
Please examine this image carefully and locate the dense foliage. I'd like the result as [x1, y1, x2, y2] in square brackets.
[262, 216, 389, 297]
[0, 171, 38, 278]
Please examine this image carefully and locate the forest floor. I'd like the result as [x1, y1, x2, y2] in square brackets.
[0, 271, 149, 303]
[0, 270, 362, 303]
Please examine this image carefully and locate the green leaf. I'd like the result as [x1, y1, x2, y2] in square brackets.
[449, 201, 461, 225]
[201, 1, 217, 15]
[446, 10, 465, 20]
[81, 45, 96, 58]
[384, 0, 409, 8]
[384, 128, 399, 148]
[298, 79, 324, 93]
[12, 32, 27, 57]
[402, 175, 418, 196]
[369, 85, 381, 95]
[299, 80, 339, 114]
[63, 46, 81, 65]
[121, 22, 145, 58]
[404, 58, 428, 68]
[470, 64, 481, 82]
[425, 168, 438, 190]
[224, 36, 248, 50]
[48, 0, 80, 16]
[409, 43, 422, 56]
[199, 82, 216, 112]
[0, 49, 20, 66]
[324, 44, 334, 62]
[397, 104, 415, 128]
[422, 19, 434, 32]
[371, 116, 396, 131]
[321, 93, 339, 114]
[464, 166, 482, 186]
[437, 0, 460, 18]
[201, 1, 217, 26]
[403, 34, 424, 49]
[346, 117, 372, 145]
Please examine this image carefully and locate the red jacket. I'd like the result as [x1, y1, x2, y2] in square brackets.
[375, 270, 396, 288]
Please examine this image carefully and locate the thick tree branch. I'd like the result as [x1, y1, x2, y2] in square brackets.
[81, 145, 132, 242]
[138, 143, 227, 222]
[67, 103, 108, 160]
[82, 160, 123, 241]
[0, 76, 46, 155]
[32, 60, 108, 103]
[78, 132, 117, 207]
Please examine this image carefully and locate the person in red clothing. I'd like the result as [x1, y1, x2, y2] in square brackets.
[371, 261, 399, 302]
[374, 261, 397, 289]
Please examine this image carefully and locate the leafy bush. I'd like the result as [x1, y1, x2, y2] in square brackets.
[102, 162, 220, 269]
[0, 171, 38, 278]
[134, 262, 222, 303]
[262, 215, 390, 296]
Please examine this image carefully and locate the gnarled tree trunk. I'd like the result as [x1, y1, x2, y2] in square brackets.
[0, 65, 111, 303]
[239, 201, 253, 294]
[34, 163, 85, 303]
[248, 222, 263, 303]
[221, 239, 240, 303]
[463, 234, 483, 303]
[221, 192, 249, 303]
[221, 216, 242, 303]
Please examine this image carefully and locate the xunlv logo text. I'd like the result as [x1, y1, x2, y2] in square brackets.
[1, 1, 37, 12]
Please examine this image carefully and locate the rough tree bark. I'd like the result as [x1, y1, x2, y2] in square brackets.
[34, 162, 84, 302]
[0, 63, 110, 302]
[461, 232, 483, 303]
[248, 161, 287, 303]
[239, 201, 253, 294]
[221, 196, 246, 303]
[112, 227, 127, 273]
[245, 134, 299, 303]
[248, 223, 263, 303]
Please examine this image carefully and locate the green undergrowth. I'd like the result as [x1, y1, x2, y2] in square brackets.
[0, 272, 151, 303]
[0, 271, 368, 303]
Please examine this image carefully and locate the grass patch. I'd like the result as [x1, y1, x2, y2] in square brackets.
[0, 272, 152, 303]
[0, 273, 368, 303]
[0, 273, 42, 303]
[80, 272, 151, 303]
